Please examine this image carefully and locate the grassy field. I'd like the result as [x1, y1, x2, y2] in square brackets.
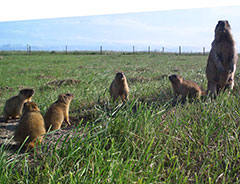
[0, 52, 240, 183]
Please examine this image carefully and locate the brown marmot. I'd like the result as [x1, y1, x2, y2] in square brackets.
[44, 93, 74, 131]
[110, 72, 129, 102]
[3, 88, 34, 122]
[14, 101, 46, 149]
[169, 74, 204, 104]
[206, 20, 238, 97]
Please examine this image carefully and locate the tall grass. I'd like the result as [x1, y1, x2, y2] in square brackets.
[0, 52, 239, 183]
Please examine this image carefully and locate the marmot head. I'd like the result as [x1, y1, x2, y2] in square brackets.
[23, 102, 40, 113]
[169, 74, 183, 84]
[215, 20, 232, 41]
[115, 72, 126, 81]
[57, 93, 74, 104]
[20, 88, 35, 98]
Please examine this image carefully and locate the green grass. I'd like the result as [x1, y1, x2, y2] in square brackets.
[0, 52, 240, 183]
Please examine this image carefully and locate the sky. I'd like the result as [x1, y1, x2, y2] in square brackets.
[1, 6, 240, 52]
[1, 0, 240, 21]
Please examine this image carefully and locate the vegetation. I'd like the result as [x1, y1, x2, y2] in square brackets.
[0, 52, 239, 183]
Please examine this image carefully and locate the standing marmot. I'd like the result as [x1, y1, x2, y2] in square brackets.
[206, 20, 238, 97]
[44, 93, 74, 131]
[14, 102, 46, 149]
[3, 88, 34, 122]
[169, 74, 204, 104]
[110, 72, 129, 102]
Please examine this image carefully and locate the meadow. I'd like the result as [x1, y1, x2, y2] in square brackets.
[0, 51, 240, 183]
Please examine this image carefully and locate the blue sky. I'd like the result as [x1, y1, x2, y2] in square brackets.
[1, 6, 240, 52]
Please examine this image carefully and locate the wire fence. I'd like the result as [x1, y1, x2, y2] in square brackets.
[0, 45, 210, 56]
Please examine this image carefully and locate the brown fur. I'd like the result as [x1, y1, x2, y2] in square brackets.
[14, 102, 46, 149]
[206, 20, 238, 97]
[169, 74, 203, 104]
[44, 93, 74, 131]
[3, 88, 34, 122]
[110, 72, 129, 102]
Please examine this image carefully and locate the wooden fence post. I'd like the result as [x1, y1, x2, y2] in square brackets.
[179, 46, 181, 55]
[100, 46, 102, 54]
[66, 45, 68, 55]
[148, 46, 150, 54]
[162, 47, 164, 53]
[133, 45, 135, 54]
[203, 47, 205, 55]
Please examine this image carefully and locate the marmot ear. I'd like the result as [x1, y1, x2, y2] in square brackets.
[32, 102, 37, 108]
[226, 20, 230, 27]
[66, 93, 72, 97]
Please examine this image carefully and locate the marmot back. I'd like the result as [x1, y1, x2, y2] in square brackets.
[44, 93, 74, 131]
[3, 88, 34, 122]
[14, 101, 45, 149]
[169, 74, 202, 104]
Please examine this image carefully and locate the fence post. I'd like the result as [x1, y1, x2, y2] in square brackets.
[100, 46, 102, 54]
[29, 46, 31, 55]
[133, 45, 135, 54]
[203, 47, 205, 55]
[179, 46, 181, 55]
[66, 45, 68, 55]
[148, 46, 150, 54]
[27, 44, 29, 55]
[162, 47, 164, 53]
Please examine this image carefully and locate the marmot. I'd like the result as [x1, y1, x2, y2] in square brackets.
[169, 74, 204, 104]
[14, 102, 46, 149]
[110, 72, 129, 102]
[206, 20, 238, 97]
[44, 93, 74, 131]
[3, 88, 34, 122]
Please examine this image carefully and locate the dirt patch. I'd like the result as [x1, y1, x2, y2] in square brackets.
[35, 74, 54, 80]
[173, 58, 187, 61]
[40, 79, 80, 91]
[0, 118, 20, 153]
[135, 67, 151, 72]
[47, 79, 80, 86]
[43, 125, 83, 150]
[20, 68, 32, 73]
[128, 75, 168, 83]
[70, 100, 108, 124]
[0, 87, 14, 93]
[71, 110, 99, 125]
[152, 75, 168, 81]
[128, 77, 151, 83]
[172, 68, 180, 72]
[0, 56, 4, 60]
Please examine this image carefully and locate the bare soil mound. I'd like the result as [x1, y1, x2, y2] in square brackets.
[40, 79, 81, 91]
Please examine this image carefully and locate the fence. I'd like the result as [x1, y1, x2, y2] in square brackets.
[23, 45, 208, 55]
